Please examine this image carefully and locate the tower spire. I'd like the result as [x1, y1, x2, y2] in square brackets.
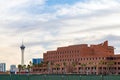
[20, 41, 25, 66]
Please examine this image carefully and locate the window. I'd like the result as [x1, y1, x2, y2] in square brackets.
[118, 67, 120, 70]
[87, 58, 88, 60]
[99, 57, 101, 60]
[118, 62, 120, 64]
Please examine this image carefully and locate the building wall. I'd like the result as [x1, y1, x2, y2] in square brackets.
[44, 41, 114, 63]
[33, 41, 120, 75]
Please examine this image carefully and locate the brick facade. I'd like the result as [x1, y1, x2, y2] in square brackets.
[33, 41, 120, 75]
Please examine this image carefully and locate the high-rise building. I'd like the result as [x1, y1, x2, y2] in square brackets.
[0, 63, 6, 72]
[32, 58, 43, 64]
[20, 42, 25, 66]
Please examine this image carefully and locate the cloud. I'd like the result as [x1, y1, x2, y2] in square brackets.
[55, 0, 120, 17]
[65, 25, 120, 34]
[0, 0, 120, 70]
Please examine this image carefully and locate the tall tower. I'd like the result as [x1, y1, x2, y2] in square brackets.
[20, 42, 25, 66]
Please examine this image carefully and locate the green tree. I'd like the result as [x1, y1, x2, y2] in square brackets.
[63, 62, 66, 74]
[81, 63, 86, 74]
[47, 62, 51, 74]
[98, 60, 104, 74]
[18, 64, 22, 72]
[107, 61, 114, 74]
[27, 64, 31, 72]
[51, 62, 54, 74]
[55, 64, 60, 74]
[29, 61, 32, 67]
[88, 62, 93, 74]
[23, 64, 26, 70]
[72, 62, 77, 73]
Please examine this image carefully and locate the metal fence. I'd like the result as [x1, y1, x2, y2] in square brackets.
[0, 74, 120, 80]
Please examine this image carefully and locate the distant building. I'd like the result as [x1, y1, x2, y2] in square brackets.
[32, 58, 43, 64]
[0, 63, 6, 72]
[10, 65, 16, 74]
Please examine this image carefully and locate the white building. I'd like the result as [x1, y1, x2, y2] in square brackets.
[10, 65, 16, 74]
[0, 63, 6, 72]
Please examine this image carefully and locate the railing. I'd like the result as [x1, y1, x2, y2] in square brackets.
[0, 74, 120, 80]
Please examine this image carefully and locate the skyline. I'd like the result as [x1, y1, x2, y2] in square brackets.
[0, 0, 120, 70]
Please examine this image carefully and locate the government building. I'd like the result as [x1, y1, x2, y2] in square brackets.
[32, 41, 120, 75]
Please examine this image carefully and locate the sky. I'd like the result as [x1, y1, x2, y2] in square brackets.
[0, 0, 120, 70]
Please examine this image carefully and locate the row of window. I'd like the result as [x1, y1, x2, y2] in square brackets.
[33, 67, 120, 71]
[47, 50, 81, 54]
[46, 57, 106, 62]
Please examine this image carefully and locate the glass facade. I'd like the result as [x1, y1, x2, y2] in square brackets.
[32, 58, 43, 64]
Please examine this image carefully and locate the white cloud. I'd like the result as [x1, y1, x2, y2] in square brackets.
[55, 0, 120, 17]
[0, 0, 120, 70]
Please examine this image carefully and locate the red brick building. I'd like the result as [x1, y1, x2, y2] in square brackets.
[33, 41, 120, 75]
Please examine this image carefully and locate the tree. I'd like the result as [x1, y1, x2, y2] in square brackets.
[51, 62, 54, 74]
[72, 62, 77, 73]
[18, 64, 22, 72]
[106, 60, 114, 74]
[93, 64, 97, 75]
[81, 63, 86, 74]
[47, 62, 51, 74]
[98, 60, 104, 74]
[23, 64, 26, 69]
[29, 61, 32, 67]
[55, 64, 60, 74]
[88, 62, 93, 74]
[27, 64, 31, 72]
[63, 62, 66, 74]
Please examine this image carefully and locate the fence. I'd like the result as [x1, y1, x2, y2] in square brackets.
[0, 74, 120, 80]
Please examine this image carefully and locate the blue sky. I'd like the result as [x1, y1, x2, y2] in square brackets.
[0, 0, 120, 70]
[46, 0, 82, 5]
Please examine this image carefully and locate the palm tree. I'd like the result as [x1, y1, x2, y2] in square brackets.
[51, 62, 54, 74]
[81, 63, 86, 74]
[55, 64, 60, 74]
[63, 62, 66, 74]
[18, 64, 22, 72]
[88, 62, 93, 74]
[93, 64, 97, 75]
[29, 61, 32, 71]
[27, 64, 31, 72]
[23, 64, 26, 70]
[72, 62, 77, 73]
[47, 61, 51, 74]
[29, 61, 32, 67]
[106, 60, 114, 74]
[99, 60, 105, 74]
